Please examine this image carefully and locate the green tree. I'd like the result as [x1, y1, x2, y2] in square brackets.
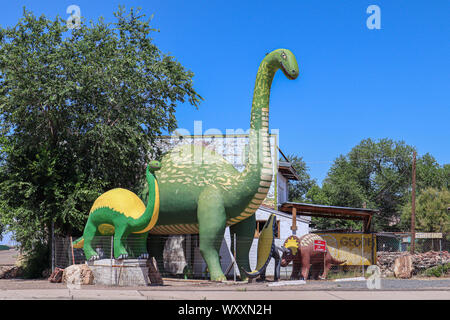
[400, 188, 450, 236]
[305, 138, 448, 232]
[416, 153, 448, 191]
[283, 154, 316, 202]
[0, 7, 201, 276]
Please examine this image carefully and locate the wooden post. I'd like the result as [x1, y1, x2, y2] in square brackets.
[70, 236, 75, 265]
[411, 151, 416, 254]
[147, 257, 164, 286]
[291, 207, 297, 235]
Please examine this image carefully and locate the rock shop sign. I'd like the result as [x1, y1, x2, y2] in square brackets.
[415, 232, 442, 239]
[315, 233, 376, 266]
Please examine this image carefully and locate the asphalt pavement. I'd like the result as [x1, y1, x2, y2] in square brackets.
[0, 278, 449, 300]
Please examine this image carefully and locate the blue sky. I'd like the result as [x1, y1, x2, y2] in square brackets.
[0, 1, 448, 238]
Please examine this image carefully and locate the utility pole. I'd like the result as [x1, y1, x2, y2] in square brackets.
[291, 207, 297, 235]
[410, 151, 416, 254]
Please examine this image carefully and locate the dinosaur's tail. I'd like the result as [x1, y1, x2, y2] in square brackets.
[330, 255, 346, 265]
[242, 267, 265, 279]
[242, 214, 277, 279]
[72, 237, 84, 249]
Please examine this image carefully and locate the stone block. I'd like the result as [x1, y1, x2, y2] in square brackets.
[393, 254, 413, 279]
[87, 259, 149, 286]
[63, 264, 94, 285]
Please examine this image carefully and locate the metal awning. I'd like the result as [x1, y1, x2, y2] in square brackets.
[279, 202, 379, 233]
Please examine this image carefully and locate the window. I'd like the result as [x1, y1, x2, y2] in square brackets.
[254, 219, 280, 239]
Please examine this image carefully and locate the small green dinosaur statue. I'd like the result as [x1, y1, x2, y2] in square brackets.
[147, 49, 299, 281]
[73, 161, 161, 260]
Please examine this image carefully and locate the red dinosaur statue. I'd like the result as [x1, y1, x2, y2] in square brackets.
[280, 234, 346, 280]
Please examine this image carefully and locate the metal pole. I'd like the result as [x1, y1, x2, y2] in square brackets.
[411, 151, 416, 254]
[233, 233, 236, 282]
[111, 236, 113, 260]
[111, 236, 114, 285]
[361, 234, 364, 277]
[51, 222, 55, 272]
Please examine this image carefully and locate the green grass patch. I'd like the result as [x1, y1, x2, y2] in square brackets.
[421, 263, 450, 278]
[326, 267, 364, 280]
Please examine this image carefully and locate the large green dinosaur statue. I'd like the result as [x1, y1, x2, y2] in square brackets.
[149, 49, 299, 281]
[73, 161, 161, 261]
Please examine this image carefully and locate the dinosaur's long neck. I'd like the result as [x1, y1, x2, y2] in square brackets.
[238, 57, 278, 198]
[132, 167, 159, 233]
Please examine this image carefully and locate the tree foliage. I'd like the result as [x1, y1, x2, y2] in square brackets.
[0, 7, 201, 275]
[283, 154, 315, 202]
[400, 188, 450, 236]
[305, 138, 449, 232]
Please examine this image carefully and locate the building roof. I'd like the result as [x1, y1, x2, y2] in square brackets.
[279, 202, 379, 233]
[258, 203, 311, 223]
[277, 147, 299, 181]
[278, 161, 300, 181]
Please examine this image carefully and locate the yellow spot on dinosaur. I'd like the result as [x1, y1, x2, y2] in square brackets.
[90, 188, 145, 219]
[98, 224, 115, 235]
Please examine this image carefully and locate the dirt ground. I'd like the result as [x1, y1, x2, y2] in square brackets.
[0, 249, 18, 266]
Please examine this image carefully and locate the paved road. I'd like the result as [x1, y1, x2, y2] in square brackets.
[0, 288, 449, 300]
[0, 278, 449, 300]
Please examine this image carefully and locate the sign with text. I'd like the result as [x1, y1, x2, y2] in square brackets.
[415, 232, 442, 239]
[315, 233, 376, 266]
[313, 240, 327, 252]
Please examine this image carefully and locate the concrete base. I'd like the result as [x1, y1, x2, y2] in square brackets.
[87, 259, 149, 286]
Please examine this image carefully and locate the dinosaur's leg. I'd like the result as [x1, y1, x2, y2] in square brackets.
[310, 263, 321, 280]
[197, 188, 227, 282]
[291, 259, 301, 280]
[300, 252, 311, 280]
[229, 214, 255, 281]
[133, 232, 149, 259]
[320, 253, 332, 280]
[82, 221, 99, 261]
[113, 223, 129, 259]
[273, 249, 281, 282]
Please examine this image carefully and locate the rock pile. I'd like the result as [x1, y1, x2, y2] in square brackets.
[377, 251, 450, 277]
[62, 264, 94, 285]
[0, 266, 22, 279]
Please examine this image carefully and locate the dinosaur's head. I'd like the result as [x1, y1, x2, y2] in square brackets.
[265, 49, 299, 80]
[147, 160, 161, 172]
[280, 235, 300, 267]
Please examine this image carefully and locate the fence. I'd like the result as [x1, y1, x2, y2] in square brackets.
[54, 234, 269, 281]
[375, 232, 449, 253]
[53, 232, 449, 283]
[53, 233, 374, 282]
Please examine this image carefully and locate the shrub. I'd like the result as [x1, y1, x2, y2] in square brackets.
[423, 263, 450, 277]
